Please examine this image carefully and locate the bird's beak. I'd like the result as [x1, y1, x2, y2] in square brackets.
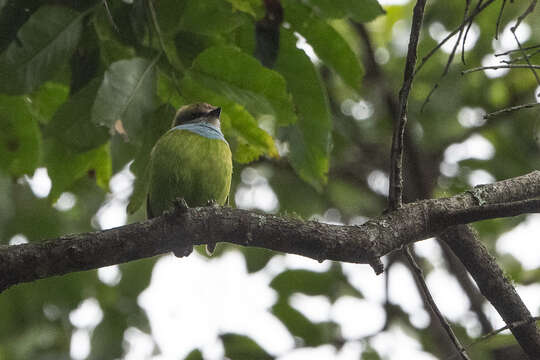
[208, 107, 221, 118]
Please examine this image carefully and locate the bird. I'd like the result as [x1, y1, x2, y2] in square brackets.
[146, 103, 233, 255]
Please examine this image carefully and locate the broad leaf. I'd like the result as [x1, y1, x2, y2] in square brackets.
[272, 300, 340, 346]
[44, 140, 111, 202]
[283, 2, 364, 92]
[0, 95, 40, 176]
[44, 78, 109, 152]
[178, 0, 249, 35]
[221, 333, 273, 360]
[0, 6, 84, 94]
[270, 266, 362, 300]
[92, 57, 158, 144]
[225, 0, 264, 17]
[183, 46, 297, 126]
[127, 104, 176, 215]
[276, 30, 332, 192]
[298, 0, 385, 23]
[154, 0, 248, 35]
[27, 82, 69, 124]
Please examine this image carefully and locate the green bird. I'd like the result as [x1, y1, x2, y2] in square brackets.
[146, 103, 233, 253]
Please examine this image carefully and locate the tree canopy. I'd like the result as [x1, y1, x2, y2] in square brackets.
[0, 0, 539, 359]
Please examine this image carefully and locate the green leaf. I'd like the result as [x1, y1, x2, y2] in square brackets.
[184, 349, 204, 360]
[44, 78, 109, 152]
[225, 0, 264, 17]
[127, 104, 176, 215]
[241, 247, 275, 273]
[283, 2, 364, 92]
[0, 6, 84, 95]
[297, 0, 385, 23]
[220, 333, 273, 360]
[44, 140, 111, 202]
[92, 57, 158, 144]
[180, 75, 278, 163]
[272, 300, 339, 346]
[26, 82, 69, 124]
[276, 30, 332, 191]
[178, 0, 249, 35]
[154, 0, 248, 36]
[183, 45, 297, 126]
[0, 95, 40, 176]
[270, 266, 362, 301]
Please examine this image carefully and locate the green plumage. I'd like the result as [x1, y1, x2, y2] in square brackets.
[146, 127, 232, 218]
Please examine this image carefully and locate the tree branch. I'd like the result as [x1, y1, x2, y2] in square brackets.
[1, 171, 539, 294]
[388, 0, 427, 210]
[441, 225, 540, 358]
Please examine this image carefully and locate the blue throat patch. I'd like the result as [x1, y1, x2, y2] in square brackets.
[170, 123, 228, 144]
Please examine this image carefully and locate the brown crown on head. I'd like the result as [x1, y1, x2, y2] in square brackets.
[172, 103, 221, 127]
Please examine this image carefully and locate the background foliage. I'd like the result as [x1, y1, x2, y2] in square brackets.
[0, 0, 539, 359]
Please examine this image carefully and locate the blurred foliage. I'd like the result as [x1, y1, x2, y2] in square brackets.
[0, 0, 539, 359]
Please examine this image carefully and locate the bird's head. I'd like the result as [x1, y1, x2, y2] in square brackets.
[173, 103, 222, 128]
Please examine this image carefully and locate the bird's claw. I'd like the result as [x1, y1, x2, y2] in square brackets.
[173, 198, 189, 213]
[206, 199, 219, 207]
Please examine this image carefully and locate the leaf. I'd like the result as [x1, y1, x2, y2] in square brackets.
[178, 0, 249, 35]
[154, 0, 248, 35]
[127, 104, 176, 215]
[0, 6, 84, 95]
[270, 266, 362, 301]
[91, 57, 158, 144]
[44, 78, 109, 152]
[298, 0, 385, 23]
[180, 75, 278, 163]
[275, 30, 332, 191]
[225, 0, 264, 17]
[184, 349, 204, 360]
[26, 82, 69, 124]
[183, 45, 297, 126]
[0, 95, 40, 176]
[272, 300, 339, 346]
[220, 333, 273, 360]
[283, 2, 364, 92]
[44, 140, 111, 202]
[241, 247, 275, 273]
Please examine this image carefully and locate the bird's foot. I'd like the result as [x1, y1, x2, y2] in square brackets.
[206, 199, 219, 207]
[173, 198, 189, 213]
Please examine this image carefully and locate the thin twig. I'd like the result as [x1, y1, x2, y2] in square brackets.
[468, 316, 540, 348]
[445, 316, 540, 359]
[510, 29, 540, 86]
[416, 0, 496, 75]
[512, 0, 537, 32]
[462, 64, 540, 74]
[404, 247, 471, 360]
[421, 0, 470, 112]
[502, 48, 540, 63]
[461, 0, 472, 64]
[495, 44, 540, 57]
[388, 0, 427, 210]
[494, 0, 507, 40]
[389, 0, 471, 358]
[484, 102, 540, 118]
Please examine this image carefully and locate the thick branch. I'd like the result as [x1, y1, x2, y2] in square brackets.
[0, 171, 538, 294]
[441, 225, 540, 358]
